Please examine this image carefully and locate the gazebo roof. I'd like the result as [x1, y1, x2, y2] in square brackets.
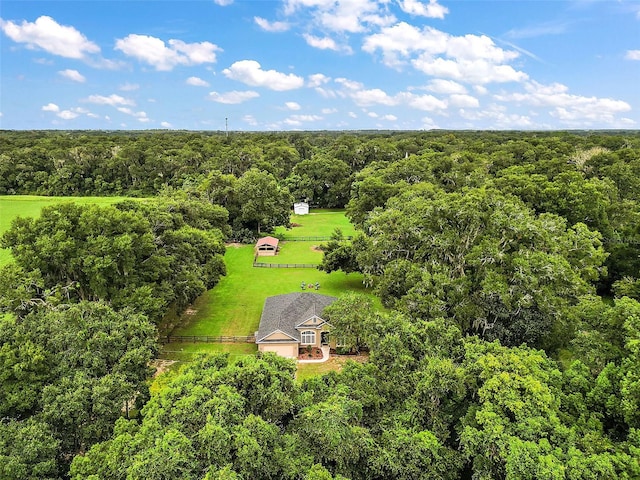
[256, 236, 279, 248]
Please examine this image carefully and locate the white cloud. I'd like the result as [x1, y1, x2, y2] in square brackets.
[160, 121, 172, 128]
[119, 83, 139, 91]
[363, 22, 526, 84]
[350, 88, 398, 106]
[426, 79, 467, 94]
[284, 114, 323, 126]
[57, 110, 80, 120]
[363, 23, 449, 66]
[368, 111, 378, 118]
[494, 81, 632, 126]
[44, 106, 96, 120]
[335, 78, 447, 111]
[398, 0, 448, 19]
[115, 34, 221, 71]
[85, 94, 135, 107]
[290, 114, 322, 122]
[186, 76, 210, 87]
[459, 104, 533, 128]
[625, 50, 640, 61]
[421, 116, 439, 129]
[254, 16, 290, 32]
[285, 101, 301, 110]
[307, 73, 331, 87]
[399, 92, 448, 111]
[348, 111, 357, 118]
[0, 15, 100, 59]
[303, 34, 341, 51]
[284, 0, 336, 15]
[382, 114, 398, 121]
[214, 0, 233, 5]
[223, 60, 304, 91]
[285, 0, 396, 33]
[448, 94, 480, 108]
[208, 90, 260, 104]
[42, 103, 60, 112]
[58, 69, 85, 82]
[117, 107, 149, 122]
[447, 34, 519, 63]
[412, 56, 528, 84]
[321, 107, 337, 114]
[315, 87, 338, 98]
[243, 114, 258, 126]
[335, 77, 364, 90]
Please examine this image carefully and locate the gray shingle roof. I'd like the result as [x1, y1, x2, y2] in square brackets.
[256, 292, 337, 343]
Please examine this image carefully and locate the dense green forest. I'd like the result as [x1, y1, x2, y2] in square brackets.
[1, 130, 639, 479]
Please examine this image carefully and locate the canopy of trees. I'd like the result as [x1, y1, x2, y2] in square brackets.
[1, 129, 640, 479]
[71, 301, 640, 479]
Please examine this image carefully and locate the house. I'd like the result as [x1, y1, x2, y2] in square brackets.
[294, 202, 309, 215]
[255, 236, 279, 256]
[255, 292, 337, 358]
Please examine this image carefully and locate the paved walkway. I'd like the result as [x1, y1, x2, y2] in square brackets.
[298, 345, 331, 364]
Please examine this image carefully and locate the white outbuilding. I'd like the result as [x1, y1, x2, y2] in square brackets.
[294, 202, 309, 215]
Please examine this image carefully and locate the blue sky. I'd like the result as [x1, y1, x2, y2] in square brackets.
[1, 0, 639, 130]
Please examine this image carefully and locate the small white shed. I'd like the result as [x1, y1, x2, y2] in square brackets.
[294, 202, 309, 215]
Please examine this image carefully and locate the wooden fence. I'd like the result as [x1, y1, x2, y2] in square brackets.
[282, 235, 353, 241]
[161, 335, 255, 344]
[253, 262, 319, 268]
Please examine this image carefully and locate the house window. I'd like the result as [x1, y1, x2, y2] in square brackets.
[300, 330, 315, 345]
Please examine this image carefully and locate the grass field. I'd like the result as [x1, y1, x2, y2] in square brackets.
[169, 243, 373, 337]
[296, 357, 347, 381]
[168, 209, 375, 340]
[159, 342, 258, 362]
[275, 210, 357, 238]
[255, 241, 323, 264]
[0, 195, 130, 266]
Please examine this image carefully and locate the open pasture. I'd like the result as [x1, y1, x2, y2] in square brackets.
[168, 209, 374, 343]
[254, 241, 323, 264]
[169, 243, 372, 337]
[275, 209, 357, 239]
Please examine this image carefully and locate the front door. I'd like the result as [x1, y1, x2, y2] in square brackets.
[320, 332, 330, 346]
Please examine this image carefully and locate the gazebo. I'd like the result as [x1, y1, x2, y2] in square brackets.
[255, 236, 279, 256]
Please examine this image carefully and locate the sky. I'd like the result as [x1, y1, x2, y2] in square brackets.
[1, 0, 639, 131]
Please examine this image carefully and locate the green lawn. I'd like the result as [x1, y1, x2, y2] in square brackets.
[296, 358, 345, 381]
[159, 342, 258, 362]
[169, 209, 374, 340]
[275, 210, 357, 239]
[0, 195, 131, 266]
[170, 244, 374, 337]
[255, 241, 323, 264]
